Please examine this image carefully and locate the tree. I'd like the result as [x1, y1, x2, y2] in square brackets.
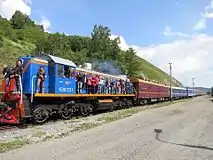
[35, 34, 54, 54]
[123, 48, 141, 77]
[0, 36, 3, 48]
[89, 25, 120, 60]
[10, 11, 35, 29]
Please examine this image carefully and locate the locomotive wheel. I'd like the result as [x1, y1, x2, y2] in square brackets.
[109, 103, 116, 112]
[126, 100, 133, 108]
[33, 107, 49, 124]
[80, 104, 93, 116]
[61, 105, 74, 120]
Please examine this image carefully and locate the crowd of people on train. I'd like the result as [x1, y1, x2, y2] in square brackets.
[2, 62, 134, 94]
[75, 71, 134, 94]
[63, 66, 134, 94]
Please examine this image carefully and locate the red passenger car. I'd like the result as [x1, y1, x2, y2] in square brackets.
[132, 78, 170, 103]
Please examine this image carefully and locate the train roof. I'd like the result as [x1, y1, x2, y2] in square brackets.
[171, 86, 187, 90]
[187, 88, 196, 91]
[131, 78, 170, 88]
[76, 67, 128, 80]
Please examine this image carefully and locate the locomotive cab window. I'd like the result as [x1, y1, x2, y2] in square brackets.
[57, 64, 64, 77]
[64, 65, 75, 78]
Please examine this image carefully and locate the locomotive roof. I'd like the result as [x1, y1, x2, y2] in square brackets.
[48, 55, 76, 67]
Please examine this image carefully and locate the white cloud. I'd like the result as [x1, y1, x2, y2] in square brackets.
[163, 26, 190, 38]
[36, 16, 51, 32]
[202, 12, 213, 18]
[193, 18, 206, 30]
[194, 0, 213, 30]
[0, 0, 51, 32]
[110, 35, 129, 51]
[0, 0, 31, 19]
[112, 34, 213, 88]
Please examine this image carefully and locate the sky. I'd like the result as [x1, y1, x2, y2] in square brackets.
[0, 0, 213, 88]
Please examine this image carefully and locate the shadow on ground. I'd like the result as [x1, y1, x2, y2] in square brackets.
[154, 129, 213, 151]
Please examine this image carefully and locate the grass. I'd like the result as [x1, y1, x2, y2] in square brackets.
[97, 98, 190, 123]
[32, 130, 46, 138]
[137, 57, 182, 86]
[0, 139, 30, 153]
[0, 37, 35, 68]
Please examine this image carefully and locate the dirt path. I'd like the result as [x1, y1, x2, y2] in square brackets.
[1, 96, 213, 160]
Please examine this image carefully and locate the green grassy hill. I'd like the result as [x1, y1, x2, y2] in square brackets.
[0, 11, 182, 87]
[0, 37, 35, 69]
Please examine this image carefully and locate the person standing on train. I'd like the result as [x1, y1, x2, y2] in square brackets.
[110, 79, 114, 94]
[76, 72, 83, 94]
[82, 73, 87, 90]
[69, 67, 75, 78]
[116, 80, 121, 94]
[125, 79, 131, 94]
[105, 78, 110, 94]
[2, 64, 10, 85]
[98, 77, 104, 93]
[95, 75, 99, 93]
[91, 75, 97, 94]
[36, 66, 46, 93]
[14, 60, 23, 92]
[87, 75, 92, 94]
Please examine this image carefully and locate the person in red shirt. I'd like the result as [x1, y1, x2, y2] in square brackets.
[95, 75, 100, 93]
[87, 75, 92, 94]
[116, 80, 121, 94]
[69, 67, 75, 78]
[91, 75, 97, 94]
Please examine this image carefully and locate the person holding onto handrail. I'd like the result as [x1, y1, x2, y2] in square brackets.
[14, 60, 23, 92]
[36, 66, 46, 93]
[76, 72, 83, 94]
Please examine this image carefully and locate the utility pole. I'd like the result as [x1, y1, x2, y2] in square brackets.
[169, 62, 172, 102]
[192, 77, 195, 96]
[192, 77, 195, 89]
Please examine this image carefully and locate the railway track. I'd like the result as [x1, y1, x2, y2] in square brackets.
[0, 125, 20, 132]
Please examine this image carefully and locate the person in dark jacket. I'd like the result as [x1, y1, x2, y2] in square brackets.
[14, 60, 23, 92]
[36, 66, 46, 93]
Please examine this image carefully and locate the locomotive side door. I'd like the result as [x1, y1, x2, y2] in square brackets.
[48, 61, 56, 93]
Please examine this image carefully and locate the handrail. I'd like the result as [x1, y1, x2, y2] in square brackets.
[31, 75, 37, 103]
[19, 75, 23, 104]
